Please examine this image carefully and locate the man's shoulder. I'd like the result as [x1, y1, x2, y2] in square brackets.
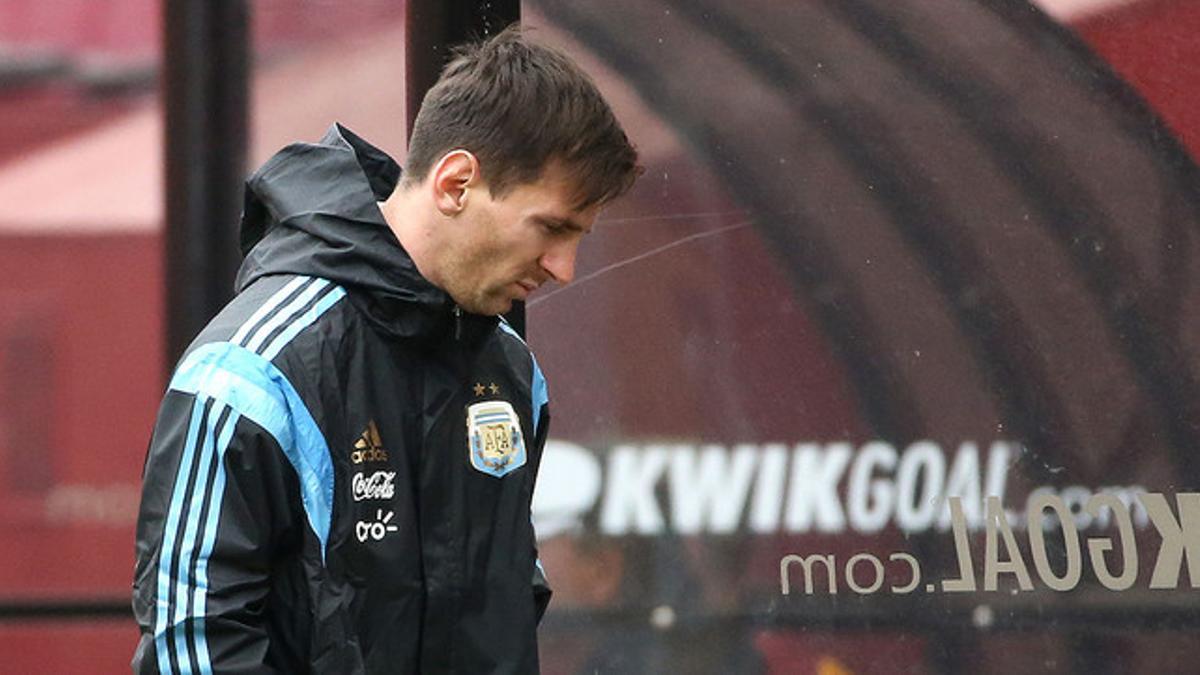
[185, 274, 353, 366]
[494, 318, 536, 359]
[171, 276, 352, 396]
[493, 319, 547, 386]
[166, 274, 353, 429]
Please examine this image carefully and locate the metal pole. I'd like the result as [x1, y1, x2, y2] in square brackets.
[405, 0, 524, 335]
[163, 0, 250, 364]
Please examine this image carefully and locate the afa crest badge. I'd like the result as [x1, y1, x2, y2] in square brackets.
[467, 400, 527, 478]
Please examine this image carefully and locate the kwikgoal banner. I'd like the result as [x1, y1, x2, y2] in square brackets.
[533, 439, 1155, 539]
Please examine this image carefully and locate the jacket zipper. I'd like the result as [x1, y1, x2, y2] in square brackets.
[452, 305, 463, 341]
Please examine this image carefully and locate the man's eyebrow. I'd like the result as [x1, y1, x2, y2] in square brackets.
[536, 215, 590, 234]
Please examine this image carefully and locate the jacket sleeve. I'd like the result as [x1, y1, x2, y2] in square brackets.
[131, 384, 304, 674]
[530, 399, 553, 624]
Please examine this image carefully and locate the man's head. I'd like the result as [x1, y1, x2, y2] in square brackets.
[385, 25, 641, 315]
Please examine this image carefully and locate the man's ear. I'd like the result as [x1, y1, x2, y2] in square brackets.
[430, 150, 481, 216]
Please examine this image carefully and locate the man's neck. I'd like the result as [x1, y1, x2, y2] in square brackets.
[379, 185, 444, 288]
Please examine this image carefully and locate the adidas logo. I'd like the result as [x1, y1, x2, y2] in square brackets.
[351, 420, 389, 464]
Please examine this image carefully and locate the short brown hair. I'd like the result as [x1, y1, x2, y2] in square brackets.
[404, 25, 641, 209]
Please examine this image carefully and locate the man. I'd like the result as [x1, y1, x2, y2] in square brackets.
[132, 26, 640, 674]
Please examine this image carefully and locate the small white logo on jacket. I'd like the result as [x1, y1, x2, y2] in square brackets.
[356, 509, 398, 542]
[352, 471, 396, 502]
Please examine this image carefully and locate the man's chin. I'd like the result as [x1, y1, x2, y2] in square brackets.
[494, 298, 517, 316]
[458, 296, 512, 317]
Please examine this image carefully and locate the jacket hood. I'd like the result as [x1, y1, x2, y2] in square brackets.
[236, 124, 494, 342]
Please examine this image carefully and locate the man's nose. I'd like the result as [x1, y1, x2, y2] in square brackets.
[540, 240, 579, 285]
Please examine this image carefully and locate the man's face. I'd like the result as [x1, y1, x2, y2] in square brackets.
[438, 163, 600, 316]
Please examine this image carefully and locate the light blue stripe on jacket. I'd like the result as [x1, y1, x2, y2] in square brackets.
[154, 396, 207, 673]
[170, 341, 339, 560]
[497, 321, 550, 434]
[153, 277, 345, 673]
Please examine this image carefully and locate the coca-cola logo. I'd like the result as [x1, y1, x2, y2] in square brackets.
[352, 471, 396, 502]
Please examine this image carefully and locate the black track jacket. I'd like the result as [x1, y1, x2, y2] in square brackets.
[132, 125, 552, 674]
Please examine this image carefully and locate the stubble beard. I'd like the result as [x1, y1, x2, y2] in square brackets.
[439, 244, 513, 316]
